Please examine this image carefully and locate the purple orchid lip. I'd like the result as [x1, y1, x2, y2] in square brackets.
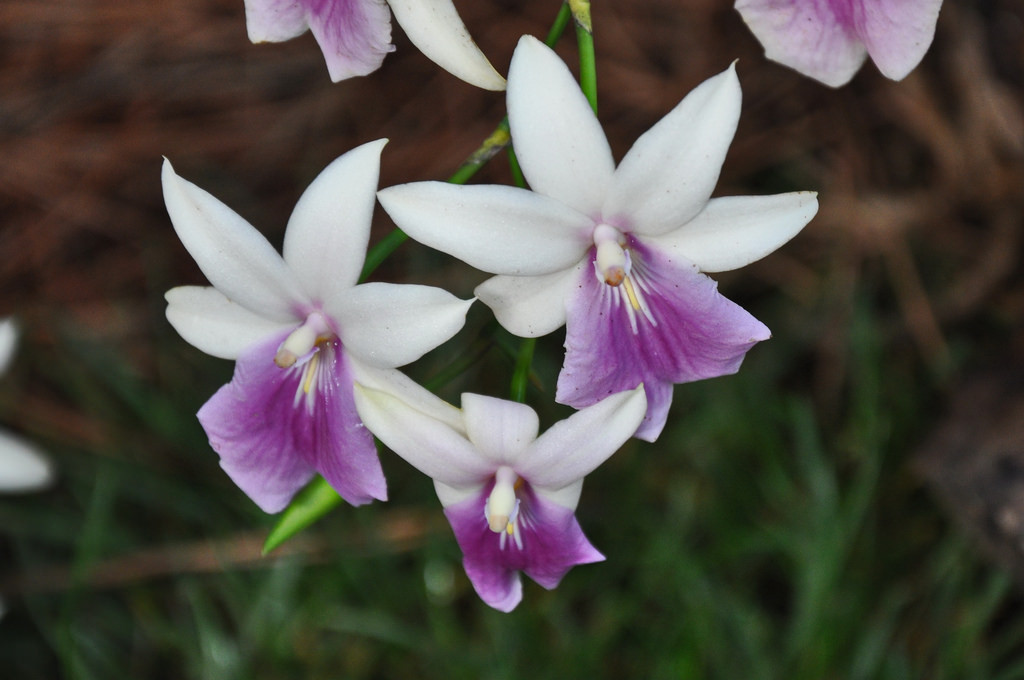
[558, 239, 770, 441]
[198, 332, 385, 513]
[444, 477, 604, 613]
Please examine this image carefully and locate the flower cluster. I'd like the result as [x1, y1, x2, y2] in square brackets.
[163, 0, 940, 610]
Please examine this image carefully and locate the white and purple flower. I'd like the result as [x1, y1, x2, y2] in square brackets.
[244, 0, 505, 89]
[354, 382, 647, 611]
[0, 318, 53, 494]
[735, 0, 943, 87]
[377, 36, 818, 441]
[163, 140, 473, 513]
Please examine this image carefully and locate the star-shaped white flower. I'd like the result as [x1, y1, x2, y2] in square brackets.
[378, 36, 818, 441]
[244, 0, 506, 90]
[163, 140, 473, 512]
[735, 0, 943, 87]
[355, 383, 647, 611]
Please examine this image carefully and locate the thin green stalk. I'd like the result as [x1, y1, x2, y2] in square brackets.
[546, 3, 573, 47]
[569, 0, 597, 113]
[509, 338, 536, 403]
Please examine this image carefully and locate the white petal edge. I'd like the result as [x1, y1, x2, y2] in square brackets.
[460, 394, 540, 467]
[353, 384, 495, 487]
[434, 478, 481, 508]
[162, 158, 308, 322]
[333, 282, 473, 368]
[165, 286, 295, 360]
[474, 264, 579, 338]
[507, 35, 615, 216]
[389, 0, 506, 91]
[0, 317, 18, 377]
[282, 140, 386, 307]
[0, 428, 54, 493]
[534, 478, 583, 512]
[516, 386, 646, 490]
[379, 182, 592, 275]
[647, 191, 818, 273]
[604, 64, 742, 236]
[350, 361, 465, 433]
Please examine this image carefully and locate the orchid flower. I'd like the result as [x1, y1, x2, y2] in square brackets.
[354, 383, 647, 611]
[163, 140, 473, 513]
[377, 36, 818, 442]
[735, 0, 943, 87]
[244, 0, 506, 90]
[0, 318, 53, 494]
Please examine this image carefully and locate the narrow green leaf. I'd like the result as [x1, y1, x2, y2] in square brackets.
[262, 476, 343, 554]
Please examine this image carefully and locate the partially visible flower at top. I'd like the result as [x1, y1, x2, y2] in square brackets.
[378, 36, 818, 442]
[163, 140, 473, 513]
[354, 383, 647, 611]
[244, 0, 506, 89]
[735, 0, 943, 87]
[0, 318, 53, 494]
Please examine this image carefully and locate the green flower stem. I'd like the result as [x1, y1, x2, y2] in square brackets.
[569, 0, 597, 113]
[509, 338, 536, 403]
[547, 3, 573, 47]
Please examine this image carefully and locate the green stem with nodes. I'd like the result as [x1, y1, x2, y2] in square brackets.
[265, 2, 581, 555]
[569, 0, 597, 113]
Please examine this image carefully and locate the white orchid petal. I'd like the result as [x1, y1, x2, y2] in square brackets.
[389, 0, 505, 91]
[507, 36, 614, 215]
[378, 182, 591, 275]
[162, 159, 308, 322]
[353, 384, 494, 486]
[648, 192, 818, 273]
[460, 393, 540, 466]
[332, 282, 472, 368]
[0, 318, 18, 377]
[517, 386, 646, 489]
[0, 429, 53, 493]
[534, 479, 583, 512]
[434, 479, 480, 508]
[474, 265, 579, 338]
[605, 64, 742, 236]
[165, 286, 295, 360]
[282, 140, 386, 307]
[349, 361, 465, 433]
